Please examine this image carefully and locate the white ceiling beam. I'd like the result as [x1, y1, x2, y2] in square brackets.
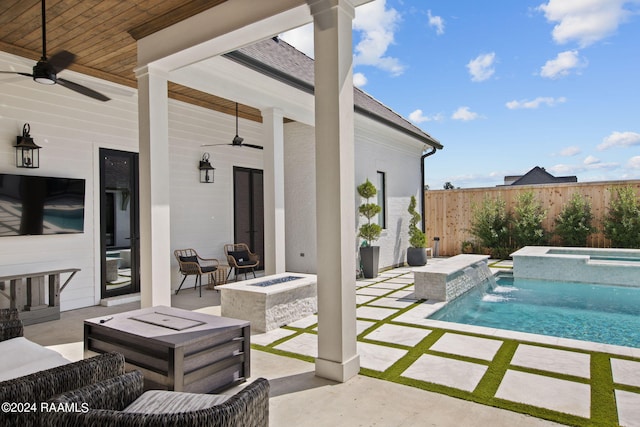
[137, 0, 311, 72]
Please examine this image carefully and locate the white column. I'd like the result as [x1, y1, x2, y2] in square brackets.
[308, 0, 360, 382]
[135, 66, 172, 308]
[262, 107, 286, 275]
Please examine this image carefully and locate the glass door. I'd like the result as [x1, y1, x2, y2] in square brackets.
[100, 149, 140, 298]
[233, 167, 264, 270]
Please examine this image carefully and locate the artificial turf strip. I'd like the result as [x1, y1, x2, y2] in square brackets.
[590, 352, 618, 426]
[473, 339, 518, 397]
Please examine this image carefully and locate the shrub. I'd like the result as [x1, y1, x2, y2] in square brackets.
[554, 193, 595, 246]
[407, 195, 426, 248]
[469, 196, 512, 256]
[512, 191, 548, 248]
[603, 186, 640, 248]
[357, 179, 382, 246]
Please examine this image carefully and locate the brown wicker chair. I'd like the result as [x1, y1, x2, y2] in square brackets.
[174, 249, 220, 297]
[224, 243, 260, 281]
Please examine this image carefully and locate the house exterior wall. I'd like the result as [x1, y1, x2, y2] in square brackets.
[284, 117, 424, 274]
[0, 51, 263, 311]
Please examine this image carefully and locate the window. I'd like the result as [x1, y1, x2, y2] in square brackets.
[377, 171, 387, 229]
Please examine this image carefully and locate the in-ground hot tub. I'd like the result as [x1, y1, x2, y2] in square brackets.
[512, 246, 640, 286]
[220, 273, 317, 332]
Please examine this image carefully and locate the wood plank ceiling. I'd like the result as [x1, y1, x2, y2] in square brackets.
[0, 0, 263, 122]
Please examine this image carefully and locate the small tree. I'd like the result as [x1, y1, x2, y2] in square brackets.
[357, 179, 382, 246]
[554, 193, 595, 246]
[512, 191, 547, 248]
[407, 195, 426, 248]
[469, 196, 512, 257]
[603, 186, 640, 248]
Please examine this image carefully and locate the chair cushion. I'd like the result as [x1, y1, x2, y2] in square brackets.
[179, 255, 199, 264]
[0, 337, 70, 382]
[123, 389, 231, 414]
[228, 250, 250, 262]
[201, 266, 217, 273]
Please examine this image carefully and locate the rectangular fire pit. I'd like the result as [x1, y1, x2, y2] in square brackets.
[220, 273, 317, 332]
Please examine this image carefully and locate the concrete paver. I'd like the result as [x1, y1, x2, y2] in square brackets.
[430, 332, 503, 361]
[496, 370, 591, 418]
[402, 353, 488, 392]
[511, 344, 591, 378]
[364, 323, 432, 346]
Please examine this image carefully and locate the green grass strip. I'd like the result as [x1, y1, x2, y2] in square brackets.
[590, 352, 618, 426]
[473, 340, 518, 398]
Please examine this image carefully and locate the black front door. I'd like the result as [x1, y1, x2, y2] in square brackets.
[233, 167, 264, 269]
[100, 149, 140, 298]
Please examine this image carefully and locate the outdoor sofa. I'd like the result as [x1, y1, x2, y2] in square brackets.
[0, 308, 126, 427]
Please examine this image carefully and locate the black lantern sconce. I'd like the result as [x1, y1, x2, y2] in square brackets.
[15, 123, 41, 168]
[199, 152, 215, 183]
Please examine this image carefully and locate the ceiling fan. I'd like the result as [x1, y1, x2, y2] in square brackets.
[202, 103, 263, 150]
[0, 0, 110, 102]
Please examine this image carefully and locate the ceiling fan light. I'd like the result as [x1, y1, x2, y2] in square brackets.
[32, 62, 56, 84]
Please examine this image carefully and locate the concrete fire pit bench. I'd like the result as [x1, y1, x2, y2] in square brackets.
[220, 273, 317, 332]
[413, 254, 491, 301]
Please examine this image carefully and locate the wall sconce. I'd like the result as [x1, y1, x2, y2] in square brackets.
[15, 123, 41, 168]
[199, 152, 215, 183]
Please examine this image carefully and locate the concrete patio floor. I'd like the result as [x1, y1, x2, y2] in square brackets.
[22, 262, 640, 426]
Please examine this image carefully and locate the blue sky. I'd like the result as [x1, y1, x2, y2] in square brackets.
[281, 0, 640, 189]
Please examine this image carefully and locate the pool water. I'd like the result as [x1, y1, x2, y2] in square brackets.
[429, 274, 640, 348]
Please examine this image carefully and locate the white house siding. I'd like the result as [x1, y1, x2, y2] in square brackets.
[0, 51, 263, 310]
[284, 116, 424, 274]
[0, 52, 139, 311]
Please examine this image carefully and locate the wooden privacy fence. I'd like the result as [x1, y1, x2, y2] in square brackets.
[424, 180, 640, 257]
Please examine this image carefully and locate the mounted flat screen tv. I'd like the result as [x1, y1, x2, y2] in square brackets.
[0, 173, 86, 236]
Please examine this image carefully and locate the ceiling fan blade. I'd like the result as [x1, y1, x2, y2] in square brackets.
[48, 50, 75, 73]
[243, 143, 264, 150]
[200, 143, 233, 147]
[0, 71, 33, 78]
[57, 78, 111, 101]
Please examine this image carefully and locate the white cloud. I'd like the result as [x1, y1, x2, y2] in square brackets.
[548, 161, 619, 176]
[584, 155, 600, 165]
[409, 109, 444, 123]
[597, 131, 640, 150]
[559, 146, 581, 156]
[353, 72, 368, 87]
[467, 52, 496, 82]
[279, 24, 314, 58]
[427, 10, 445, 35]
[540, 50, 585, 79]
[628, 156, 640, 169]
[452, 106, 482, 121]
[353, 0, 405, 76]
[506, 96, 567, 109]
[538, 0, 636, 47]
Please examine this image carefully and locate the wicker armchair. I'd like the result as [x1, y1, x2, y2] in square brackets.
[174, 248, 220, 297]
[47, 370, 270, 427]
[224, 243, 260, 281]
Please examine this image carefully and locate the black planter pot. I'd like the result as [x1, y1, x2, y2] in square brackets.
[407, 247, 427, 266]
[360, 246, 380, 278]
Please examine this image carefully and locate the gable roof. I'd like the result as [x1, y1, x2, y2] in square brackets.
[225, 37, 442, 150]
[507, 166, 577, 186]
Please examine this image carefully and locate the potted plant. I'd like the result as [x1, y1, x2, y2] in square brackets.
[357, 179, 382, 278]
[406, 195, 427, 266]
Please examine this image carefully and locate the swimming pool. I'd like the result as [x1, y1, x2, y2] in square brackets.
[428, 274, 640, 348]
